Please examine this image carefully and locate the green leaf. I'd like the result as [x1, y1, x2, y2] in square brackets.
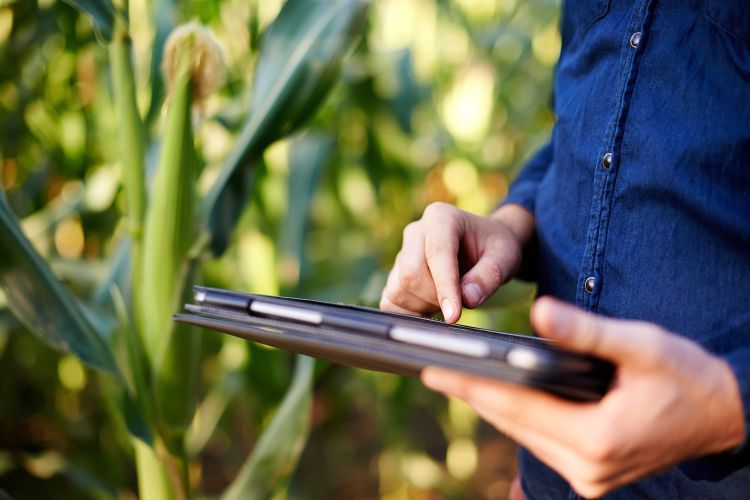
[93, 237, 132, 310]
[0, 190, 120, 375]
[57, 461, 120, 499]
[108, 285, 153, 434]
[280, 133, 334, 289]
[145, 0, 177, 126]
[110, 28, 147, 243]
[203, 0, 369, 256]
[62, 0, 116, 43]
[100, 370, 153, 447]
[185, 371, 244, 457]
[389, 49, 428, 134]
[221, 355, 315, 500]
[119, 384, 154, 445]
[204, 164, 257, 259]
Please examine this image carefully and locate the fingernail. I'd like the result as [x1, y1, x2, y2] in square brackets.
[462, 282, 484, 306]
[441, 299, 455, 321]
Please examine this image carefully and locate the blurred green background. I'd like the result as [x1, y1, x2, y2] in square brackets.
[0, 0, 560, 497]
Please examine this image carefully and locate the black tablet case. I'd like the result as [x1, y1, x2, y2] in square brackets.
[174, 286, 614, 402]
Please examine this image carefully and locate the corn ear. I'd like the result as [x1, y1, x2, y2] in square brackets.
[139, 62, 196, 366]
[139, 28, 215, 447]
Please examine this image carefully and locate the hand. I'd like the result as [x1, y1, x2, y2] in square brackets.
[380, 202, 534, 323]
[421, 297, 746, 497]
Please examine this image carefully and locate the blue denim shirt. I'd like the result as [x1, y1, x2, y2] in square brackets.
[502, 0, 750, 498]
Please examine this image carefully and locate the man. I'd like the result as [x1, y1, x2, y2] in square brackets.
[380, 1, 750, 498]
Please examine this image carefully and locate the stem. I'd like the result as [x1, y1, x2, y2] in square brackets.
[161, 437, 191, 499]
[110, 18, 182, 500]
[134, 439, 177, 500]
[157, 438, 188, 500]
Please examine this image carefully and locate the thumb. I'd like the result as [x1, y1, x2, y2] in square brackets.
[530, 296, 646, 362]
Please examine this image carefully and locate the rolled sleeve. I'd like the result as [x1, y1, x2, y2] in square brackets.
[498, 141, 554, 215]
[494, 141, 553, 282]
[680, 348, 750, 481]
[724, 348, 750, 457]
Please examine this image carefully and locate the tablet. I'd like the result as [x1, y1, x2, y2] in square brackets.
[174, 286, 614, 402]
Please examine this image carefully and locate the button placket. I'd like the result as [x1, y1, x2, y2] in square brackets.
[576, 0, 656, 310]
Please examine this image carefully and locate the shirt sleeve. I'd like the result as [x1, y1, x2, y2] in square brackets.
[724, 349, 750, 456]
[679, 348, 750, 480]
[494, 141, 553, 281]
[497, 140, 554, 214]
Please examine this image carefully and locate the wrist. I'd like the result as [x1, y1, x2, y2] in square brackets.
[489, 203, 535, 246]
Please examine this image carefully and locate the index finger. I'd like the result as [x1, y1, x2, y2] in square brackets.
[423, 215, 462, 323]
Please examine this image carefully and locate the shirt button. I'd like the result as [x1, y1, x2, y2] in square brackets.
[630, 32, 642, 48]
[584, 276, 596, 293]
[601, 153, 613, 169]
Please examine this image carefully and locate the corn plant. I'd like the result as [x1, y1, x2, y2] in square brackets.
[0, 0, 367, 497]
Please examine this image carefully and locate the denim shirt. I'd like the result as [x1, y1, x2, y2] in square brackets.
[502, 0, 750, 498]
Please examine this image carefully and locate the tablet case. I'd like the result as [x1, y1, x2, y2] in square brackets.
[174, 286, 614, 402]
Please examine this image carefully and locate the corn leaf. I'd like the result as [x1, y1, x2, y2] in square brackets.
[93, 237, 132, 309]
[203, 0, 368, 256]
[109, 28, 146, 245]
[109, 284, 153, 435]
[281, 133, 334, 289]
[62, 0, 116, 43]
[100, 369, 153, 446]
[221, 355, 315, 500]
[145, 0, 177, 126]
[0, 190, 120, 375]
[185, 371, 244, 457]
